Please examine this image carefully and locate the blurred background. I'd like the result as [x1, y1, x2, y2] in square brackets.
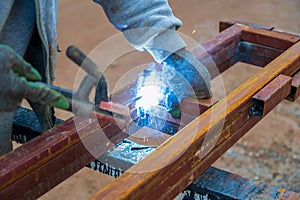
[39, 0, 300, 199]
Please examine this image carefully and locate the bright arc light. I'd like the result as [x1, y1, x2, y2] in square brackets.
[135, 85, 163, 111]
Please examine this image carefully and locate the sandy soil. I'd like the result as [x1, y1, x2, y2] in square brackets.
[39, 0, 300, 199]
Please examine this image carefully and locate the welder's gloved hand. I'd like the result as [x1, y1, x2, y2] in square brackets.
[160, 48, 211, 118]
[0, 45, 69, 112]
[163, 48, 212, 98]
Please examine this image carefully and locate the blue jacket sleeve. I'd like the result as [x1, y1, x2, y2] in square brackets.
[93, 0, 186, 62]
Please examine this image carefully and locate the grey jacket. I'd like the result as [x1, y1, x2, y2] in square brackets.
[0, 0, 58, 84]
[94, 0, 186, 62]
[0, 0, 59, 132]
[34, 0, 58, 84]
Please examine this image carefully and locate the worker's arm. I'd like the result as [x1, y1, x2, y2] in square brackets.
[0, 45, 69, 112]
[94, 0, 211, 117]
[94, 0, 185, 62]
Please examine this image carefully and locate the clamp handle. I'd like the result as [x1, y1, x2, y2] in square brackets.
[66, 45, 109, 116]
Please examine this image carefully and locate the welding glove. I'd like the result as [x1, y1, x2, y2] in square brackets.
[0, 45, 69, 112]
[161, 48, 212, 118]
[162, 48, 212, 98]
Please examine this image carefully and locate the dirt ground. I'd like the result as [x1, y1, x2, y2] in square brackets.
[38, 0, 299, 199]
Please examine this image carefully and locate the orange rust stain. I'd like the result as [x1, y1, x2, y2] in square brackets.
[0, 117, 92, 191]
[224, 127, 231, 140]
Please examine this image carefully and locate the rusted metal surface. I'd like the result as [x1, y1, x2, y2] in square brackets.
[92, 128, 300, 199]
[240, 41, 284, 60]
[239, 41, 284, 67]
[251, 75, 292, 117]
[127, 126, 171, 147]
[1, 119, 77, 190]
[242, 26, 300, 50]
[181, 97, 218, 117]
[286, 70, 300, 102]
[92, 42, 300, 200]
[192, 24, 242, 78]
[219, 19, 274, 32]
[220, 20, 299, 68]
[2, 140, 93, 199]
[220, 20, 300, 50]
[0, 113, 126, 199]
[220, 19, 300, 40]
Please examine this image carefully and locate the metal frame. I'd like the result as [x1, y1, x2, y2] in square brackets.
[0, 20, 299, 199]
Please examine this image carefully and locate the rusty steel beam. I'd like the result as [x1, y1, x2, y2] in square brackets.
[92, 41, 300, 200]
[242, 26, 300, 50]
[220, 20, 300, 51]
[219, 19, 274, 32]
[127, 126, 171, 147]
[192, 24, 242, 78]
[251, 74, 292, 117]
[220, 19, 300, 39]
[286, 70, 300, 102]
[239, 41, 284, 67]
[220, 20, 300, 68]
[181, 97, 218, 117]
[0, 114, 127, 199]
[240, 41, 284, 60]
